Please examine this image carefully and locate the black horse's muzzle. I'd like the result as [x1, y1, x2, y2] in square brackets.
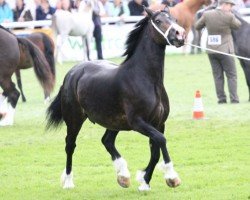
[168, 25, 186, 48]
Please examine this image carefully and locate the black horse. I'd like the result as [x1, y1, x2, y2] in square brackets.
[46, 8, 186, 191]
[232, 13, 250, 101]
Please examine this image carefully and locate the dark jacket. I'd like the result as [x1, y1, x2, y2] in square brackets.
[36, 5, 56, 20]
[128, 0, 149, 16]
[195, 9, 241, 54]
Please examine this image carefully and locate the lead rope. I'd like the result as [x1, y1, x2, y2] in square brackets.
[185, 42, 250, 61]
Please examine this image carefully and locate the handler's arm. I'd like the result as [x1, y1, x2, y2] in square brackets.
[195, 15, 206, 30]
[230, 14, 241, 29]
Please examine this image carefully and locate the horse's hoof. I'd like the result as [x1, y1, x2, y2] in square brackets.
[166, 177, 181, 188]
[61, 169, 74, 189]
[138, 182, 151, 191]
[117, 175, 130, 188]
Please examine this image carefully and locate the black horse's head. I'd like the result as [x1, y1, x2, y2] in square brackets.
[145, 7, 186, 48]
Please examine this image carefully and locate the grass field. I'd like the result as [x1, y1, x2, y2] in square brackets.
[0, 54, 249, 200]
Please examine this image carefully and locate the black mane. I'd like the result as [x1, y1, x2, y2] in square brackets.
[233, 10, 248, 25]
[122, 16, 150, 63]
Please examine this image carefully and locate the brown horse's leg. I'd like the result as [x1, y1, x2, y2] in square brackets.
[15, 69, 26, 102]
[0, 79, 20, 126]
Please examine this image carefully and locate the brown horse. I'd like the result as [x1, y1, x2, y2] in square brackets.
[0, 26, 54, 126]
[16, 32, 55, 103]
[150, 0, 212, 32]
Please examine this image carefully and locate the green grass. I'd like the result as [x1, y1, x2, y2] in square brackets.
[0, 54, 249, 200]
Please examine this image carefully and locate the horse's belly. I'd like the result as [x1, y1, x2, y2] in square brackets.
[82, 100, 131, 130]
[88, 113, 131, 131]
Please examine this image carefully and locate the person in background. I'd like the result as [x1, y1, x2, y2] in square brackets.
[100, 0, 113, 16]
[0, 0, 13, 23]
[13, 0, 25, 21]
[195, 0, 241, 104]
[109, 0, 130, 18]
[36, 0, 55, 20]
[128, 0, 149, 16]
[92, 0, 105, 59]
[13, 0, 32, 21]
[56, 0, 74, 11]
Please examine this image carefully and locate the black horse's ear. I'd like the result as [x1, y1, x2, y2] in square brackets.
[163, 5, 170, 13]
[144, 7, 154, 17]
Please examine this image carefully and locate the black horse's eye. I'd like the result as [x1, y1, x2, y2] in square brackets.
[155, 20, 160, 24]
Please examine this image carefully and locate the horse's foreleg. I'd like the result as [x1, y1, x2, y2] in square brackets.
[130, 118, 181, 191]
[15, 70, 26, 102]
[82, 37, 90, 61]
[101, 129, 130, 188]
[56, 35, 67, 64]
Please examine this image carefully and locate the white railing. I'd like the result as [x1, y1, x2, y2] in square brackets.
[1, 16, 144, 29]
[1, 8, 250, 29]
[1, 9, 249, 61]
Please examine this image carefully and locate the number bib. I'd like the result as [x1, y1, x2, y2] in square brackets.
[208, 35, 221, 45]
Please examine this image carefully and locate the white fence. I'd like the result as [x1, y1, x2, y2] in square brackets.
[1, 9, 250, 61]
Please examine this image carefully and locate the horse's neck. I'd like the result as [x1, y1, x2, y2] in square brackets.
[124, 25, 166, 82]
[170, 0, 204, 31]
[182, 0, 204, 14]
[78, 1, 93, 19]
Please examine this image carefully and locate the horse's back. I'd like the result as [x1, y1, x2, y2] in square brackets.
[64, 60, 119, 92]
[62, 60, 129, 130]
[0, 28, 20, 73]
[53, 10, 93, 36]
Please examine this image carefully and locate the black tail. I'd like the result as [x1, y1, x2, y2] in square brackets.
[41, 32, 56, 77]
[46, 87, 63, 130]
[17, 37, 54, 94]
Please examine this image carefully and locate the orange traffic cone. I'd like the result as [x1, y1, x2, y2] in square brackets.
[192, 90, 205, 120]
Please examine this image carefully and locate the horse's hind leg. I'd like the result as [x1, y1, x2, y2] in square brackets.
[101, 129, 131, 188]
[61, 102, 87, 189]
[0, 78, 20, 126]
[136, 138, 160, 191]
[15, 70, 26, 102]
[44, 90, 50, 104]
